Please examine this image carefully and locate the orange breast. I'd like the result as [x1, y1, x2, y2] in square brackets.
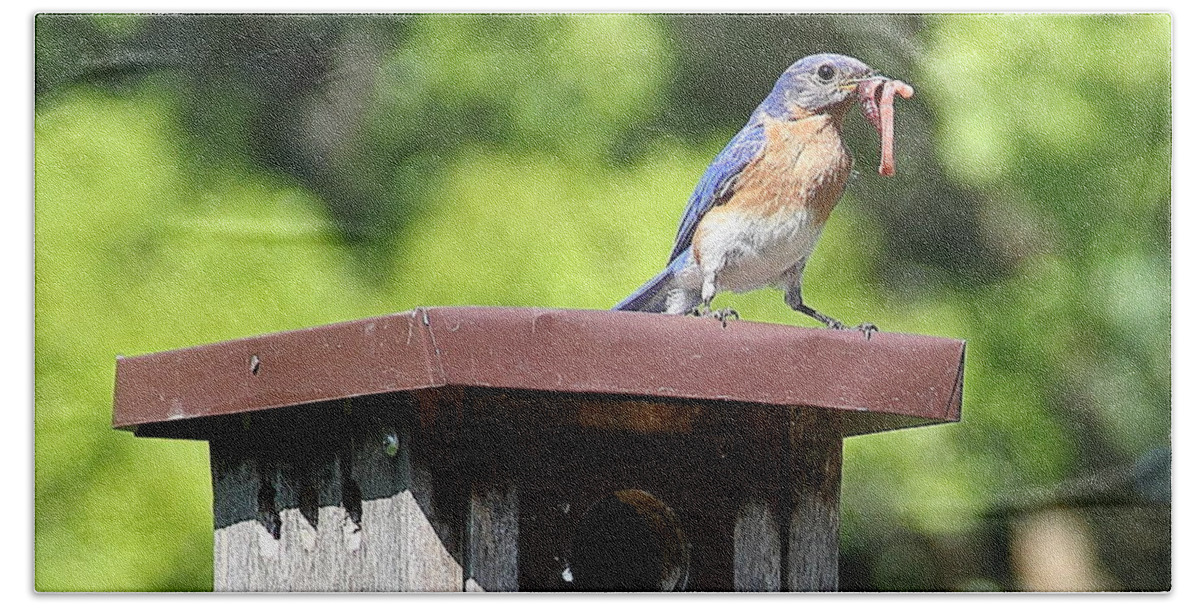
[725, 114, 853, 225]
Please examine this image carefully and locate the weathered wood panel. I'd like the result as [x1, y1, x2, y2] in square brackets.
[466, 480, 520, 591]
[733, 499, 782, 591]
[347, 426, 463, 591]
[785, 407, 843, 591]
[211, 417, 463, 591]
[211, 456, 279, 592]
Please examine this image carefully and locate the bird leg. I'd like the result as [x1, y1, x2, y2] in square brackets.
[686, 274, 739, 326]
[785, 284, 877, 339]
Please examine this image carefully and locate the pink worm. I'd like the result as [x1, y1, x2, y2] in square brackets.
[858, 78, 914, 177]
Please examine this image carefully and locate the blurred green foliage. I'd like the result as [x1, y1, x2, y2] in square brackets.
[34, 13, 1169, 591]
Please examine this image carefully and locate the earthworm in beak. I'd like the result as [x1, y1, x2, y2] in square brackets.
[858, 77, 915, 177]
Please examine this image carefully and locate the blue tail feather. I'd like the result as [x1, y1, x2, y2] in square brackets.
[613, 253, 689, 312]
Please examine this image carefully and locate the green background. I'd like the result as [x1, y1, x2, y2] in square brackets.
[34, 13, 1170, 591]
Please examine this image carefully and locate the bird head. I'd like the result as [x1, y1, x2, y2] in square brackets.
[760, 53, 879, 120]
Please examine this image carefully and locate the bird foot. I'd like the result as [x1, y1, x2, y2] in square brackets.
[690, 305, 740, 327]
[853, 322, 878, 340]
[824, 318, 878, 340]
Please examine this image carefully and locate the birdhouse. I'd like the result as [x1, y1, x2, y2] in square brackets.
[112, 307, 964, 591]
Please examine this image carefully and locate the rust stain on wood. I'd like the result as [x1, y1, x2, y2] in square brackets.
[577, 400, 703, 434]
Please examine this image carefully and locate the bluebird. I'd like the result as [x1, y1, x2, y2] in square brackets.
[614, 54, 906, 335]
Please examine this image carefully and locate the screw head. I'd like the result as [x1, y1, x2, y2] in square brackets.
[383, 428, 400, 457]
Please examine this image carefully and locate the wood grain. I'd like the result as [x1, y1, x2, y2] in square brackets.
[785, 407, 843, 591]
[211, 415, 464, 591]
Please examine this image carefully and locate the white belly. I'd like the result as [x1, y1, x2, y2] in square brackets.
[692, 207, 824, 293]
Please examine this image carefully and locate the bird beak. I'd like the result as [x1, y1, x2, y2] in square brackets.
[842, 74, 886, 91]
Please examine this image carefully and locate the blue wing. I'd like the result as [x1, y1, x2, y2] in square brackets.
[613, 118, 767, 313]
[666, 121, 767, 262]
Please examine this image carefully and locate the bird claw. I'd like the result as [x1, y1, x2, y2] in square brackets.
[712, 308, 740, 327]
[690, 305, 740, 327]
[854, 322, 878, 340]
[825, 318, 878, 340]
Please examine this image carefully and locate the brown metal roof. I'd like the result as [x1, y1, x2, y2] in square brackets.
[112, 307, 964, 438]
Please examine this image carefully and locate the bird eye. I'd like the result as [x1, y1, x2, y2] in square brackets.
[817, 64, 836, 82]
